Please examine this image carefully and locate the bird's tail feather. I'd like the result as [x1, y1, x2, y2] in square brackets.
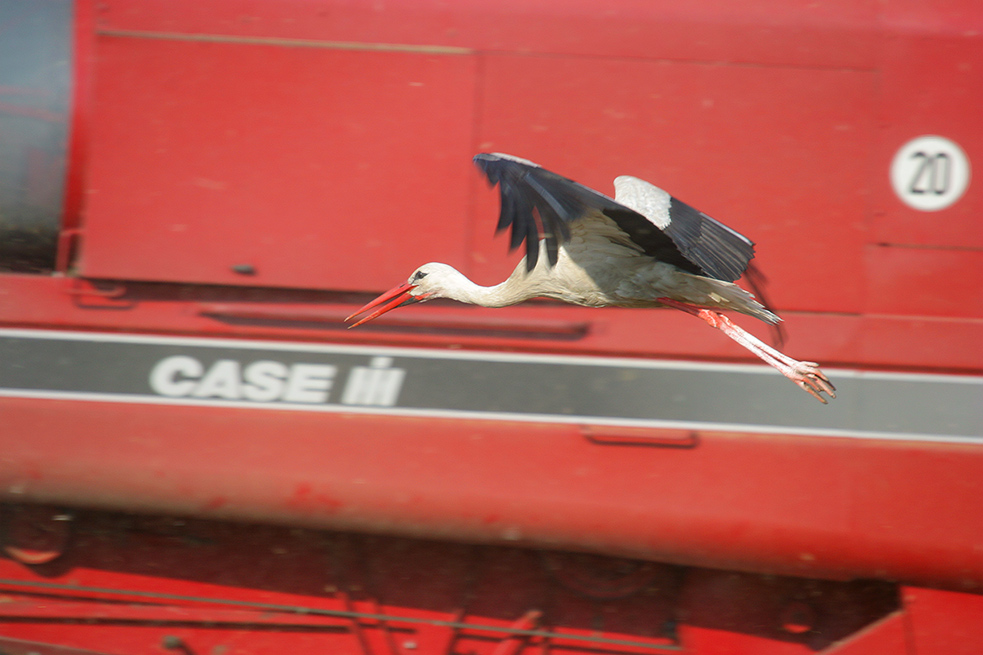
[692, 274, 781, 325]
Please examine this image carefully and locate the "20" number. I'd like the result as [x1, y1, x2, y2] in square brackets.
[907, 151, 950, 195]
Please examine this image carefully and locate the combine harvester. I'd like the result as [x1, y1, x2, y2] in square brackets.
[0, 1, 980, 653]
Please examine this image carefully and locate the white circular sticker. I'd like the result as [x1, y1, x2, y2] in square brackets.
[890, 135, 971, 211]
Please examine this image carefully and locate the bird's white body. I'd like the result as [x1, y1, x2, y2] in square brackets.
[408, 175, 778, 324]
[410, 243, 774, 320]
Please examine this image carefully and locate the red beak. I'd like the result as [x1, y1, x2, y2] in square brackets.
[345, 282, 427, 328]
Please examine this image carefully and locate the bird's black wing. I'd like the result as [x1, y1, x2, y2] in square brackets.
[473, 152, 754, 282]
[656, 195, 756, 283]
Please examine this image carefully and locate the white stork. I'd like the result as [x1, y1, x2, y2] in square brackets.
[347, 153, 835, 403]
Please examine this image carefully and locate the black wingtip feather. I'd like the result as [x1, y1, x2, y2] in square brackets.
[664, 197, 755, 282]
[497, 185, 516, 233]
[524, 218, 540, 271]
[473, 153, 502, 184]
[474, 153, 627, 270]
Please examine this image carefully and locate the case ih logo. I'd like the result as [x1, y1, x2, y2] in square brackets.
[149, 355, 406, 407]
[0, 329, 980, 444]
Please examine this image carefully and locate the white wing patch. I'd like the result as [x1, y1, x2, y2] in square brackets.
[613, 176, 672, 229]
[487, 152, 541, 168]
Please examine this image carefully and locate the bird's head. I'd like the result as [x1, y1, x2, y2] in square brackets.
[345, 263, 457, 328]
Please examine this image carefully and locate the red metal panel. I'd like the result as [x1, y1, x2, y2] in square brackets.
[1, 396, 981, 588]
[865, 246, 983, 318]
[2, 275, 982, 372]
[3, 3, 983, 651]
[96, 0, 880, 70]
[0, 510, 904, 655]
[80, 35, 476, 290]
[821, 611, 909, 654]
[858, 315, 983, 372]
[472, 54, 874, 314]
[676, 571, 901, 654]
[873, 9, 982, 248]
[903, 587, 983, 655]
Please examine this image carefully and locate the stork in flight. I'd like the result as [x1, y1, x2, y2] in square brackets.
[347, 153, 835, 403]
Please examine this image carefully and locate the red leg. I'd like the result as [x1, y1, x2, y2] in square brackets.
[658, 298, 836, 403]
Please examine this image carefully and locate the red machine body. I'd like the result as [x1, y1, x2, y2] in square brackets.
[0, 1, 981, 653]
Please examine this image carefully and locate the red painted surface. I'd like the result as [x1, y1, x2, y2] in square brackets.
[1, 0, 982, 652]
[873, 13, 982, 249]
[55, 0, 979, 370]
[866, 246, 983, 318]
[0, 509, 903, 655]
[472, 56, 873, 315]
[821, 612, 910, 655]
[903, 587, 983, 655]
[5, 274, 982, 372]
[81, 37, 476, 290]
[94, 0, 882, 70]
[2, 396, 982, 589]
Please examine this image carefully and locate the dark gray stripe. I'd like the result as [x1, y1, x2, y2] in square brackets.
[1, 330, 980, 442]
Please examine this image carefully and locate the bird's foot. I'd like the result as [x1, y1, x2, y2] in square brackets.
[657, 298, 837, 403]
[784, 360, 836, 404]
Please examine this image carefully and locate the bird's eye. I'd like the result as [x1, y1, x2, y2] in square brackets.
[412, 271, 428, 282]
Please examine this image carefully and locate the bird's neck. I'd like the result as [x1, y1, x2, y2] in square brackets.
[448, 265, 542, 308]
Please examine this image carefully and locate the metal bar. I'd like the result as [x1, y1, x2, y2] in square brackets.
[338, 590, 375, 655]
[96, 28, 472, 56]
[0, 598, 349, 628]
[492, 610, 542, 655]
[0, 578, 680, 651]
[0, 635, 118, 655]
